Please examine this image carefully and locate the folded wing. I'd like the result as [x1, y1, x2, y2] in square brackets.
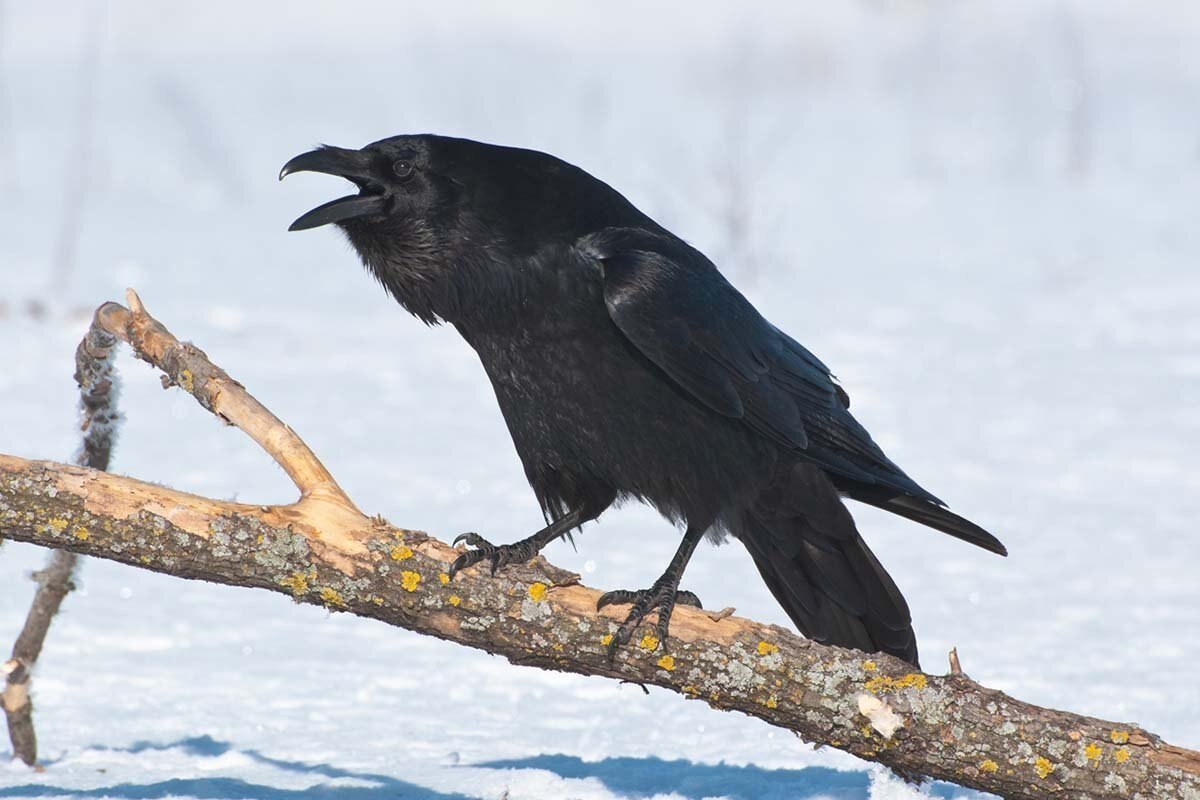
[578, 227, 1005, 556]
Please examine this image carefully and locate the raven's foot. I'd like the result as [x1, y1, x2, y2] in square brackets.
[448, 532, 545, 579]
[597, 584, 703, 654]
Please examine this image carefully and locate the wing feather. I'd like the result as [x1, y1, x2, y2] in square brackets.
[579, 227, 936, 501]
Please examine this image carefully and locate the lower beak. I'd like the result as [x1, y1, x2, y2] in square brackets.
[279, 146, 388, 231]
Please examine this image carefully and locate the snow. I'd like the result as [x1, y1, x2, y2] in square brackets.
[2, 1, 1199, 798]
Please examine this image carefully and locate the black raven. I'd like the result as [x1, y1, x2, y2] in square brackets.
[281, 135, 1005, 666]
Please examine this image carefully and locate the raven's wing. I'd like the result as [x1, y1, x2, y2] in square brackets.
[579, 227, 1006, 556]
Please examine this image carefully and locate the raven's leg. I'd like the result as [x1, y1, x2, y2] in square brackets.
[597, 525, 705, 654]
[448, 505, 590, 580]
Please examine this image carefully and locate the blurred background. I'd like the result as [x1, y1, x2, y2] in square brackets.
[1, 2, 1198, 798]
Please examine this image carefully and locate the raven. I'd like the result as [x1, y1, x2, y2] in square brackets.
[281, 135, 1005, 666]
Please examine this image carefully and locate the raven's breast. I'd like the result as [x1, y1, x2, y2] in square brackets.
[467, 311, 774, 528]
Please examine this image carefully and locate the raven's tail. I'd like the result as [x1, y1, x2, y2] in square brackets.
[736, 465, 919, 665]
[843, 485, 1007, 557]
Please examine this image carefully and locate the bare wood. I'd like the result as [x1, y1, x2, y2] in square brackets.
[105, 289, 357, 512]
[1, 294, 1197, 798]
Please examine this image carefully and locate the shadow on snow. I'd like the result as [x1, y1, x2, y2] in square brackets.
[475, 754, 977, 799]
[0, 735, 472, 800]
[1, 737, 983, 799]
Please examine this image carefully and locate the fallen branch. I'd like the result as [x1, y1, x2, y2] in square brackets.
[1, 549, 76, 767]
[1, 292, 1197, 799]
[2, 309, 122, 764]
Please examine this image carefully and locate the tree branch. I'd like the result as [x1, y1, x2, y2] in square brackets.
[1, 292, 1197, 798]
[2, 305, 122, 764]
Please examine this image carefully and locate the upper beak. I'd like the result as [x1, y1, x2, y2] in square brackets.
[279, 146, 388, 231]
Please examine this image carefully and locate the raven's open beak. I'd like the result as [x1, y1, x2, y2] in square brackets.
[279, 146, 388, 231]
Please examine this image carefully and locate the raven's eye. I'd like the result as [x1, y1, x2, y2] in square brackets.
[392, 159, 416, 180]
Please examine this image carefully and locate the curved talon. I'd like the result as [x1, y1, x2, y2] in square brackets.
[448, 532, 495, 580]
[447, 550, 482, 580]
[598, 585, 702, 657]
[607, 627, 635, 657]
[596, 589, 641, 610]
[447, 532, 536, 580]
[453, 531, 491, 550]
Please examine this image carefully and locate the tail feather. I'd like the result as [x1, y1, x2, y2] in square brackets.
[846, 486, 1007, 556]
[738, 467, 920, 665]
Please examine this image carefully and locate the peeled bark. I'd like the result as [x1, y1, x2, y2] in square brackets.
[0, 291, 1197, 799]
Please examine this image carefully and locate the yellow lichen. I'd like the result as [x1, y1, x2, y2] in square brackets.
[438, 572, 450, 585]
[179, 369, 195, 393]
[980, 759, 999, 774]
[400, 571, 420, 592]
[279, 572, 309, 596]
[757, 640, 779, 656]
[1110, 730, 1130, 744]
[370, 596, 383, 606]
[448, 594, 461, 607]
[528, 582, 548, 602]
[1034, 757, 1054, 779]
[72, 526, 89, 541]
[319, 587, 345, 607]
[862, 660, 877, 671]
[600, 634, 613, 647]
[639, 634, 659, 651]
[864, 672, 928, 694]
[553, 643, 564, 652]
[764, 695, 778, 709]
[46, 517, 69, 534]
[1114, 747, 1130, 763]
[1084, 743, 1103, 763]
[657, 655, 676, 671]
[389, 545, 413, 561]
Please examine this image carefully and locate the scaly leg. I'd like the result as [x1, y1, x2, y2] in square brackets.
[448, 505, 590, 580]
[597, 525, 705, 654]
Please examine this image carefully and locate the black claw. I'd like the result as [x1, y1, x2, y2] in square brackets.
[447, 549, 484, 581]
[599, 585, 700, 656]
[453, 532, 493, 552]
[596, 589, 639, 610]
[605, 624, 635, 658]
[448, 532, 539, 580]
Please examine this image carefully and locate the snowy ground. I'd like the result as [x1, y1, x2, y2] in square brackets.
[2, 2, 1199, 798]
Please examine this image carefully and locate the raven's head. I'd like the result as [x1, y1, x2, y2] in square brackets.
[281, 134, 651, 324]
[280, 136, 453, 234]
